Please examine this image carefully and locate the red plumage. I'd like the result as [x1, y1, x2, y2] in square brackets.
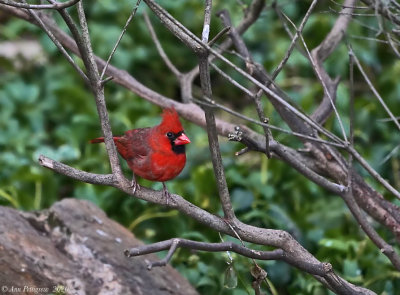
[90, 108, 190, 199]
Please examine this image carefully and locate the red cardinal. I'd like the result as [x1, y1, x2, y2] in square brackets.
[90, 108, 190, 204]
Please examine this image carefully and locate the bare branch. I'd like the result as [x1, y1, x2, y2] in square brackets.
[15, 1, 89, 84]
[385, 31, 400, 58]
[208, 26, 230, 47]
[341, 190, 400, 270]
[272, 142, 346, 194]
[100, 0, 142, 80]
[0, 0, 79, 10]
[193, 97, 346, 148]
[361, 0, 400, 28]
[236, 0, 265, 34]
[144, 0, 346, 145]
[144, 11, 181, 78]
[345, 57, 399, 266]
[75, 1, 124, 179]
[125, 238, 327, 274]
[100, 75, 114, 86]
[185, 0, 266, 83]
[314, 0, 357, 61]
[201, 0, 212, 43]
[209, 62, 254, 97]
[217, 9, 272, 158]
[270, 0, 319, 82]
[310, 0, 356, 125]
[38, 155, 116, 186]
[349, 147, 400, 200]
[37, 153, 375, 294]
[283, 14, 348, 142]
[340, 44, 400, 200]
[143, 0, 201, 52]
[198, 0, 236, 221]
[348, 44, 355, 190]
[349, 46, 400, 132]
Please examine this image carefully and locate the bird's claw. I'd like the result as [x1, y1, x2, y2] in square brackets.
[130, 178, 140, 195]
[162, 183, 172, 206]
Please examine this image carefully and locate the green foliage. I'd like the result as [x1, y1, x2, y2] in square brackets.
[1, 0, 400, 294]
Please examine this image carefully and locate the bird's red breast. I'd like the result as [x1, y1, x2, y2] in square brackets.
[90, 108, 190, 182]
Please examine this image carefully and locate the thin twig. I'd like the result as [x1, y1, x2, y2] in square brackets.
[191, 97, 346, 148]
[125, 238, 328, 276]
[349, 45, 400, 132]
[210, 62, 254, 97]
[101, 75, 114, 86]
[329, 0, 370, 9]
[0, 0, 79, 9]
[343, 56, 400, 265]
[185, 0, 266, 82]
[385, 32, 400, 57]
[38, 155, 116, 185]
[201, 0, 212, 43]
[282, 12, 348, 142]
[143, 11, 181, 78]
[143, 0, 345, 144]
[348, 47, 355, 190]
[19, 1, 89, 84]
[208, 26, 231, 47]
[340, 190, 400, 271]
[99, 0, 142, 80]
[198, 0, 236, 221]
[217, 9, 272, 158]
[349, 146, 400, 200]
[75, 1, 124, 178]
[273, 2, 307, 58]
[270, 0, 318, 82]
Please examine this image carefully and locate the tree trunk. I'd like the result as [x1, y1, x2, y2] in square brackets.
[0, 199, 198, 295]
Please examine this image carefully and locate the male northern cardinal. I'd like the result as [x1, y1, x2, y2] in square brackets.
[90, 108, 190, 204]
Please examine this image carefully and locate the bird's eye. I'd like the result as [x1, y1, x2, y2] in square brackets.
[166, 132, 173, 138]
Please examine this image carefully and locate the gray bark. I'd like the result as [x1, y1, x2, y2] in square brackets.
[0, 199, 198, 295]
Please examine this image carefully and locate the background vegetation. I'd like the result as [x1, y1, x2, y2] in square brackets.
[1, 0, 399, 294]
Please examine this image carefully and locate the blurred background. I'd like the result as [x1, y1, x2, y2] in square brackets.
[1, 0, 400, 294]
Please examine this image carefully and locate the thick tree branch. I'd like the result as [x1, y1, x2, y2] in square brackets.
[64, 1, 123, 180]
[0, 0, 79, 9]
[37, 153, 375, 294]
[311, 0, 356, 125]
[198, 0, 235, 220]
[125, 238, 328, 275]
[38, 155, 116, 186]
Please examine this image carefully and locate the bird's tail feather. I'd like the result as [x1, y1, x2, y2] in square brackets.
[90, 137, 105, 144]
[90, 137, 121, 144]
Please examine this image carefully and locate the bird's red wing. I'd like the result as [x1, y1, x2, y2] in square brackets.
[116, 127, 160, 179]
[116, 127, 152, 159]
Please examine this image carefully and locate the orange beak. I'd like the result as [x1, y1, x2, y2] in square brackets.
[174, 133, 191, 145]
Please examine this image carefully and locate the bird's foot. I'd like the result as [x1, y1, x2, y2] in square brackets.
[162, 183, 172, 206]
[130, 177, 140, 195]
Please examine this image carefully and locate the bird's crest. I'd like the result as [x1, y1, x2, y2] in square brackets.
[159, 108, 184, 133]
